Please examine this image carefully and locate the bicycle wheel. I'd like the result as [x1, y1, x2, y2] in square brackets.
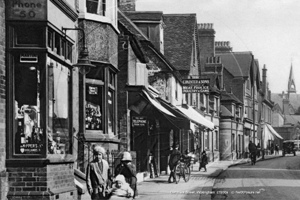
[175, 164, 181, 184]
[184, 164, 190, 182]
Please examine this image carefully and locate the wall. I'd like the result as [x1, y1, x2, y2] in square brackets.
[0, 0, 6, 198]
[7, 164, 76, 200]
[81, 20, 118, 68]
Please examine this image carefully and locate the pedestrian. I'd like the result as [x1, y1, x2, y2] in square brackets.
[106, 174, 134, 200]
[275, 144, 279, 155]
[199, 151, 208, 172]
[115, 151, 138, 198]
[257, 142, 261, 158]
[248, 141, 257, 165]
[86, 145, 110, 200]
[168, 143, 181, 183]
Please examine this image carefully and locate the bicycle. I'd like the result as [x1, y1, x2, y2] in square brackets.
[174, 157, 191, 184]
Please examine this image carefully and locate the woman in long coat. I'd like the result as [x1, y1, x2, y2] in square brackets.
[199, 151, 208, 172]
[115, 151, 138, 198]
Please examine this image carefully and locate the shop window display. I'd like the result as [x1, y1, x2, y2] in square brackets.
[86, 84, 103, 132]
[15, 64, 43, 154]
[48, 63, 71, 154]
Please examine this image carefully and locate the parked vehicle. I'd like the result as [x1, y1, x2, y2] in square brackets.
[282, 141, 296, 156]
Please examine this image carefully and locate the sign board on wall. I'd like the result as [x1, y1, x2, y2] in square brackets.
[182, 79, 210, 93]
[132, 116, 147, 127]
[7, 0, 47, 21]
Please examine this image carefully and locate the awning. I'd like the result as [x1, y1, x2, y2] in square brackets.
[176, 105, 214, 130]
[142, 91, 175, 117]
[266, 124, 283, 140]
[263, 124, 274, 141]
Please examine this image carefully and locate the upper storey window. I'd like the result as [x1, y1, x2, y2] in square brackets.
[87, 0, 106, 16]
[79, 0, 118, 29]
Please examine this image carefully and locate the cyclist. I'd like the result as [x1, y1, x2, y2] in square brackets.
[248, 141, 257, 165]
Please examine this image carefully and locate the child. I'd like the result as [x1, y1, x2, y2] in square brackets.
[107, 174, 134, 199]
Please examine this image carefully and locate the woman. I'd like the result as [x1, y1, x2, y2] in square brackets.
[199, 151, 208, 172]
[86, 145, 110, 200]
[115, 151, 137, 198]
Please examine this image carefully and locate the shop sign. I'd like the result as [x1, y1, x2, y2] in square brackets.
[7, 0, 47, 21]
[132, 116, 147, 127]
[182, 79, 210, 93]
[20, 54, 38, 63]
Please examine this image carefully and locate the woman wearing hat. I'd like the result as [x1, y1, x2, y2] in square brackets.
[86, 145, 110, 200]
[115, 151, 137, 198]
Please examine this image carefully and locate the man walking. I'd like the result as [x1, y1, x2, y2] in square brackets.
[248, 141, 257, 165]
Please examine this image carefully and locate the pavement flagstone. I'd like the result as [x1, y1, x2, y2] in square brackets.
[136, 153, 282, 200]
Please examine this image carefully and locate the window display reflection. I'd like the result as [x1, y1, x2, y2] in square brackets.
[48, 63, 71, 154]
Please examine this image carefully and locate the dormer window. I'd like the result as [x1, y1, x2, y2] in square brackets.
[87, 0, 106, 15]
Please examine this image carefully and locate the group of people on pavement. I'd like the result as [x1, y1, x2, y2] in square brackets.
[86, 145, 137, 200]
[168, 143, 208, 183]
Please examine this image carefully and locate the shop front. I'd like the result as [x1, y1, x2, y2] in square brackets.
[127, 86, 190, 176]
[6, 1, 78, 199]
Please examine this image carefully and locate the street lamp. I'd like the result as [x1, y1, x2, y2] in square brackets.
[62, 27, 95, 170]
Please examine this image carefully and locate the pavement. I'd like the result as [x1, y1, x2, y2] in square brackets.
[136, 153, 282, 200]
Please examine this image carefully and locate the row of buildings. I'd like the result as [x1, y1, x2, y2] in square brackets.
[0, 0, 291, 199]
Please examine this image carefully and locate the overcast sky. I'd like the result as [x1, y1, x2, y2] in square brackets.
[136, 0, 300, 94]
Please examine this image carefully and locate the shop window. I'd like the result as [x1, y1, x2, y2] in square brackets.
[108, 90, 115, 134]
[204, 131, 209, 149]
[214, 131, 218, 150]
[86, 84, 103, 132]
[48, 64, 71, 154]
[48, 29, 54, 51]
[47, 28, 73, 61]
[87, 0, 106, 16]
[54, 33, 61, 55]
[14, 64, 42, 155]
[231, 134, 235, 151]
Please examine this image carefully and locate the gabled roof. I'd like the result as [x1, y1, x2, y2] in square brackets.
[122, 11, 163, 21]
[217, 52, 253, 77]
[220, 90, 243, 104]
[201, 72, 220, 93]
[118, 10, 181, 80]
[285, 115, 300, 125]
[163, 14, 197, 71]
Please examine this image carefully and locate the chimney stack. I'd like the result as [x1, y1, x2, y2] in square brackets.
[215, 41, 232, 53]
[262, 64, 267, 94]
[198, 23, 215, 74]
[118, 0, 136, 11]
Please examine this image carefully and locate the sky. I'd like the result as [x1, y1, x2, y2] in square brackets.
[135, 0, 300, 94]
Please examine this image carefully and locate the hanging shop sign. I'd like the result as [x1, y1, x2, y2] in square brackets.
[132, 116, 147, 127]
[182, 79, 210, 93]
[7, 0, 47, 21]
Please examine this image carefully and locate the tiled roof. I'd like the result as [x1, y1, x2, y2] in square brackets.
[220, 105, 232, 117]
[285, 115, 300, 125]
[163, 14, 197, 71]
[122, 11, 163, 21]
[201, 73, 220, 93]
[118, 10, 149, 41]
[221, 90, 242, 104]
[216, 52, 253, 77]
[271, 93, 300, 111]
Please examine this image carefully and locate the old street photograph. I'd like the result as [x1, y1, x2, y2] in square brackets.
[1, 0, 300, 200]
